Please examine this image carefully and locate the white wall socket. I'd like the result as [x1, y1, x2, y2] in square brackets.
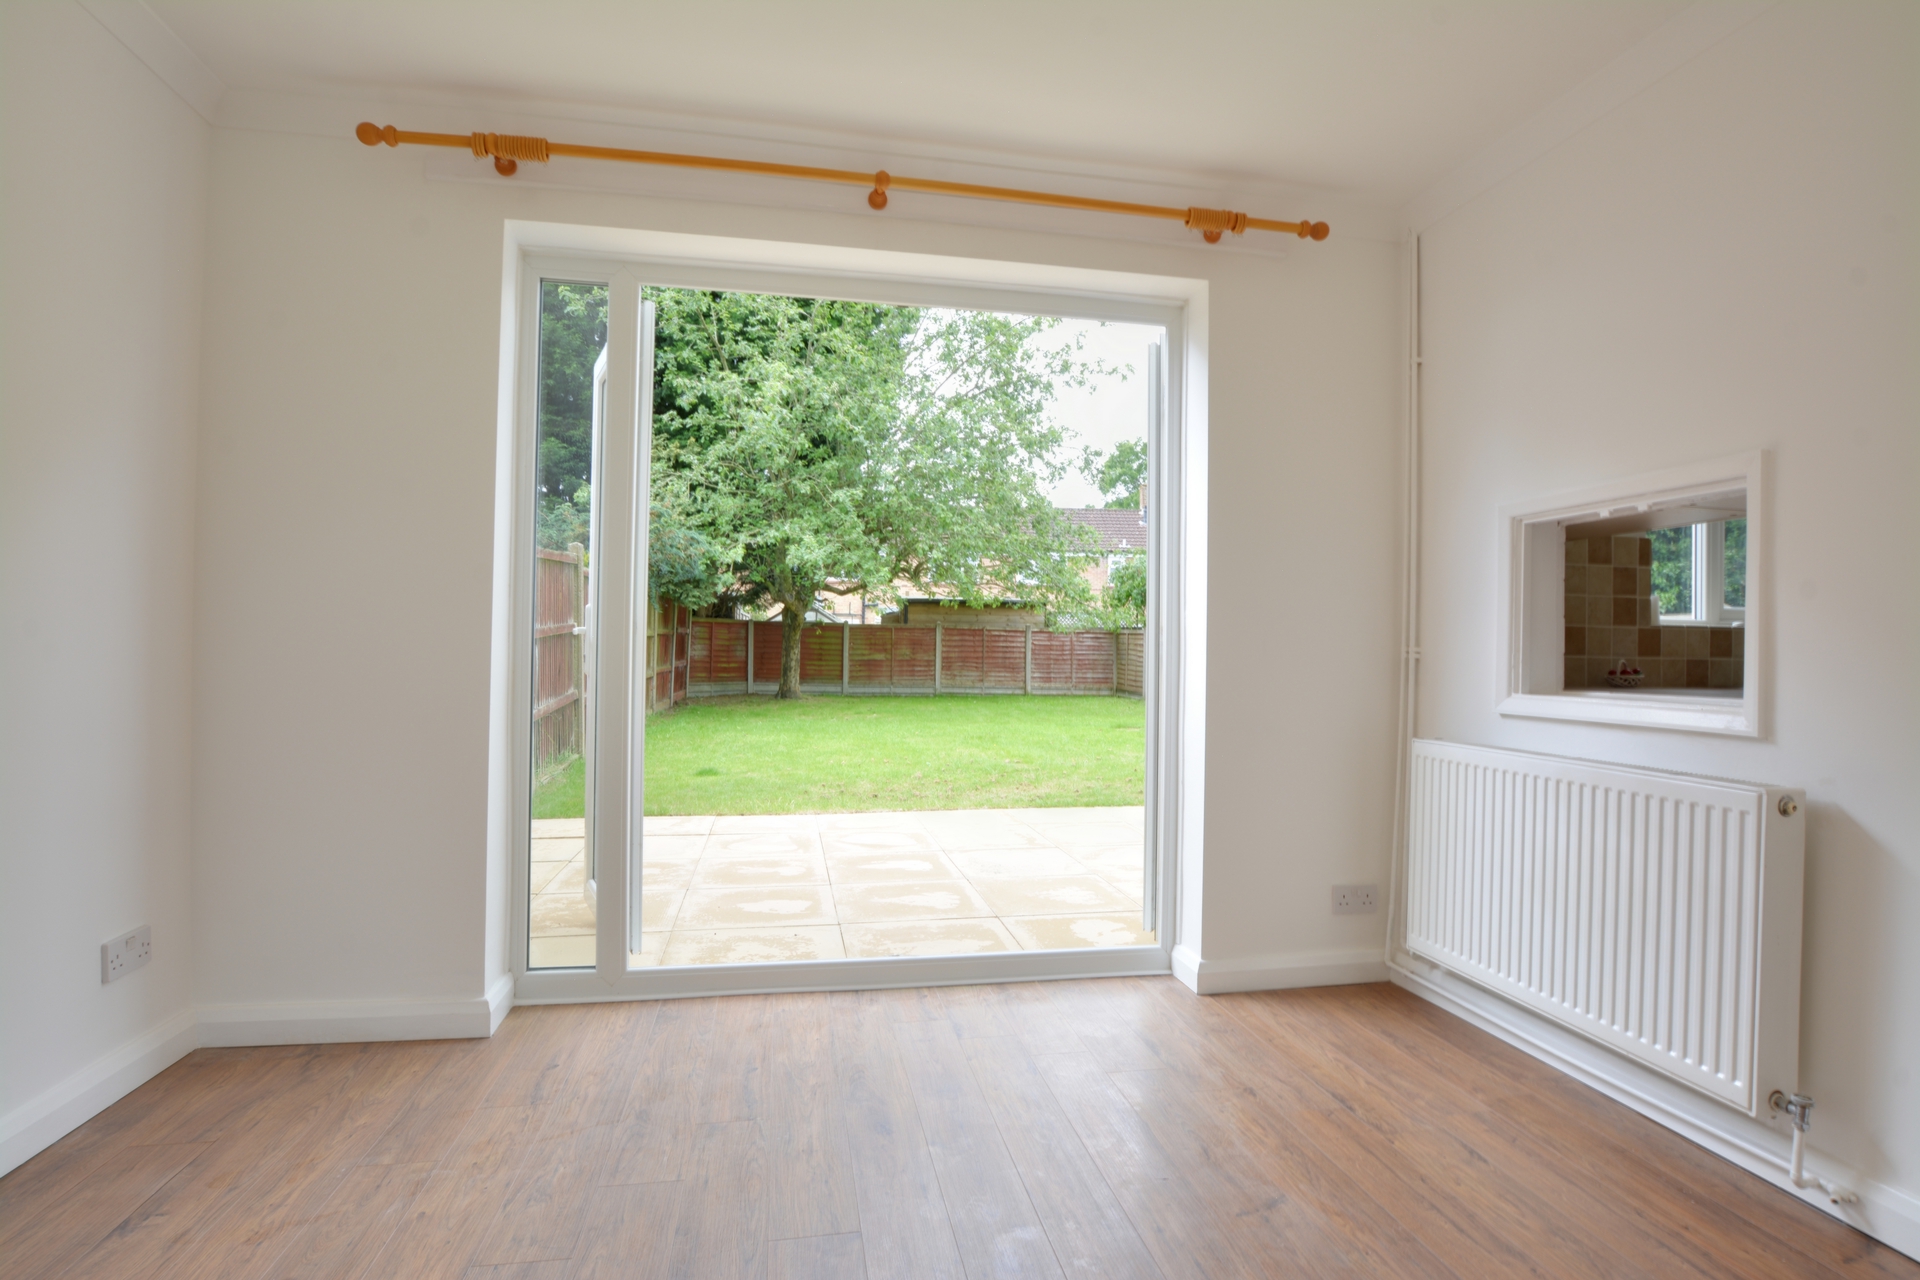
[1332, 884, 1379, 915]
[102, 926, 151, 983]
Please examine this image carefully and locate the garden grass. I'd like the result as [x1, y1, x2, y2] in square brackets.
[533, 694, 1146, 816]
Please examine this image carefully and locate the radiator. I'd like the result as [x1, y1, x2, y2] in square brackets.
[1405, 740, 1805, 1115]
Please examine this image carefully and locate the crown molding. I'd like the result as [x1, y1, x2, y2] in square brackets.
[1403, 0, 1771, 235]
[76, 0, 224, 123]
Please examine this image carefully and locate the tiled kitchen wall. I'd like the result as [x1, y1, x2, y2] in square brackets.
[1563, 534, 1743, 690]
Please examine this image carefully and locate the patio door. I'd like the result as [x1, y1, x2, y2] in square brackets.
[514, 241, 1184, 997]
[524, 269, 650, 974]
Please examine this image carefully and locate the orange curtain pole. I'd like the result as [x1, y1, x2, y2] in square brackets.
[355, 122, 1330, 245]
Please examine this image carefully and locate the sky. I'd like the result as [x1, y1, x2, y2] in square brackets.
[1037, 318, 1165, 508]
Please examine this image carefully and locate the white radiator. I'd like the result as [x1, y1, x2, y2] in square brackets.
[1406, 740, 1805, 1115]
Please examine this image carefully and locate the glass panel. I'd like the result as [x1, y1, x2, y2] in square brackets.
[631, 286, 1159, 968]
[1650, 525, 1692, 616]
[529, 280, 607, 969]
[1722, 517, 1746, 608]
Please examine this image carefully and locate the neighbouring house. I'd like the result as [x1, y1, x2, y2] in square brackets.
[880, 597, 1045, 629]
[1062, 502, 1148, 593]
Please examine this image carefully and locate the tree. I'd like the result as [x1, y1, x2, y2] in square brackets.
[647, 289, 1099, 697]
[535, 282, 608, 548]
[1077, 437, 1148, 508]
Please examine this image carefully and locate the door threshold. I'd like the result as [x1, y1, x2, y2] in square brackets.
[514, 944, 1170, 1004]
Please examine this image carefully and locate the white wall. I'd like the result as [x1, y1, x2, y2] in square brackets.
[1416, 0, 1917, 1218]
[188, 128, 1403, 1013]
[0, 2, 208, 1169]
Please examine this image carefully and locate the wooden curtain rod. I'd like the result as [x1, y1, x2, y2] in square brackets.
[355, 122, 1329, 245]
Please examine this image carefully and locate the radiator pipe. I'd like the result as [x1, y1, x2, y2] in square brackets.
[1771, 1091, 1859, 1204]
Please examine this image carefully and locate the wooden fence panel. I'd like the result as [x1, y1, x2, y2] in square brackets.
[690, 619, 748, 693]
[532, 547, 584, 767]
[799, 624, 843, 689]
[982, 629, 1026, 689]
[1028, 631, 1075, 692]
[890, 627, 936, 689]
[938, 628, 982, 689]
[1116, 630, 1144, 695]
[670, 618, 1140, 702]
[750, 621, 782, 686]
[848, 625, 893, 689]
[1070, 631, 1117, 692]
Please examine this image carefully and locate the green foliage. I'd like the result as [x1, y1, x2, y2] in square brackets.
[641, 694, 1145, 814]
[649, 503, 727, 608]
[1066, 553, 1145, 630]
[1723, 517, 1746, 608]
[537, 282, 608, 505]
[537, 484, 591, 552]
[643, 289, 1101, 669]
[1077, 437, 1148, 508]
[1650, 526, 1691, 615]
[1650, 519, 1745, 615]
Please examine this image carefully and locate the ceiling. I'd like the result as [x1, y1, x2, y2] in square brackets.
[146, 0, 1691, 205]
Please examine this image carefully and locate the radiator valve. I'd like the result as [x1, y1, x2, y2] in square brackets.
[1770, 1090, 1813, 1131]
[1770, 1091, 1858, 1204]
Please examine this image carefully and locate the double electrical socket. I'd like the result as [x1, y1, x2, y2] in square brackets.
[1332, 884, 1379, 915]
[102, 926, 151, 984]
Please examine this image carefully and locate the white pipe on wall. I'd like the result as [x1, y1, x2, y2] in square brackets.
[1384, 231, 1423, 960]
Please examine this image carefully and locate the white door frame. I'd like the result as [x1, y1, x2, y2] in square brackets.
[495, 222, 1206, 1003]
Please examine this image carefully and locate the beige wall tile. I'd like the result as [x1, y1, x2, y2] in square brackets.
[1686, 627, 1711, 658]
[1565, 537, 1588, 564]
[1709, 659, 1743, 689]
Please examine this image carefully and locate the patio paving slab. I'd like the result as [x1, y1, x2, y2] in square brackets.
[529, 805, 1149, 969]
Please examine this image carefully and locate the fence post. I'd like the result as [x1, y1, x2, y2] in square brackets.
[841, 622, 850, 694]
[934, 624, 943, 694]
[745, 620, 754, 695]
[1024, 628, 1033, 695]
[569, 542, 586, 751]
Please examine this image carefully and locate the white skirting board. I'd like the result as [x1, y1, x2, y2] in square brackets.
[1393, 952, 1920, 1263]
[0, 1007, 200, 1180]
[1171, 944, 1389, 995]
[0, 978, 512, 1180]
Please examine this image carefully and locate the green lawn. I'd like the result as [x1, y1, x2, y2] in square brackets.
[533, 694, 1145, 817]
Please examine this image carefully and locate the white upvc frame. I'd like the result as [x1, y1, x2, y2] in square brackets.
[495, 222, 1202, 1003]
[1658, 519, 1746, 626]
[1496, 450, 1766, 737]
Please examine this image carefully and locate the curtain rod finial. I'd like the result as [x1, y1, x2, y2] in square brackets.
[355, 122, 398, 148]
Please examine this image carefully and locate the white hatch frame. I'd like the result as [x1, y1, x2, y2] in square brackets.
[491, 222, 1206, 1003]
[1495, 450, 1766, 738]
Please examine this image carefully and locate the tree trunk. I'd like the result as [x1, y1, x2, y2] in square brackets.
[778, 606, 805, 699]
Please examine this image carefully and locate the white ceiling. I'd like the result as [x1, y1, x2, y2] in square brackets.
[146, 0, 1691, 205]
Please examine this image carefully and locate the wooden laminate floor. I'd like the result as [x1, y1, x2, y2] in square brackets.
[2, 980, 1912, 1279]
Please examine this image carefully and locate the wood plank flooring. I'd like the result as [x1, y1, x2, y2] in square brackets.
[2, 980, 1913, 1279]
